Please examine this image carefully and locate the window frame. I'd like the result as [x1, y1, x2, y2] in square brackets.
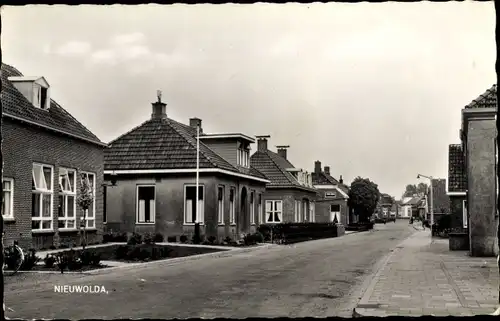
[183, 184, 205, 225]
[265, 200, 283, 224]
[2, 178, 14, 220]
[58, 167, 77, 230]
[229, 187, 236, 225]
[258, 194, 263, 224]
[136, 184, 156, 224]
[32, 163, 54, 232]
[294, 200, 300, 222]
[217, 185, 225, 225]
[310, 202, 315, 222]
[80, 171, 97, 229]
[463, 199, 468, 229]
[250, 191, 255, 225]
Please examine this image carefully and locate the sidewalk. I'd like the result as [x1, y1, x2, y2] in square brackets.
[356, 230, 499, 316]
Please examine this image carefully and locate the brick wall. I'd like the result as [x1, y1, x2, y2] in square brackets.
[449, 195, 466, 229]
[2, 118, 104, 250]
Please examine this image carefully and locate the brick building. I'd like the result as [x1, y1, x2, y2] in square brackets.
[311, 161, 350, 225]
[104, 97, 269, 242]
[447, 144, 468, 232]
[1, 63, 106, 250]
[250, 138, 317, 223]
[460, 84, 497, 257]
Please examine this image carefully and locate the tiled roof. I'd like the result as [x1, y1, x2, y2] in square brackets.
[1, 63, 104, 146]
[104, 116, 267, 180]
[250, 150, 316, 192]
[465, 84, 497, 109]
[312, 172, 339, 185]
[448, 144, 467, 193]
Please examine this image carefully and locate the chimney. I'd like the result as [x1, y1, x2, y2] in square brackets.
[189, 118, 203, 133]
[339, 175, 343, 184]
[314, 160, 322, 174]
[276, 145, 290, 160]
[256, 135, 270, 152]
[151, 90, 167, 120]
[324, 166, 330, 175]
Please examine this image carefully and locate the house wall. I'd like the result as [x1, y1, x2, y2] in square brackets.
[104, 172, 266, 242]
[2, 118, 105, 250]
[315, 198, 349, 225]
[261, 188, 317, 223]
[449, 195, 466, 229]
[201, 139, 238, 167]
[466, 116, 498, 257]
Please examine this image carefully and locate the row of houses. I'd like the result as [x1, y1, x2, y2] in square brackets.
[1, 63, 354, 249]
[446, 84, 497, 257]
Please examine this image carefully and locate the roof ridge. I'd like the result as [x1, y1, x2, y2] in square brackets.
[465, 84, 497, 109]
[108, 118, 151, 145]
[264, 150, 299, 186]
[167, 118, 237, 171]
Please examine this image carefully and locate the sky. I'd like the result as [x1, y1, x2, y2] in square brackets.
[1, 3, 496, 199]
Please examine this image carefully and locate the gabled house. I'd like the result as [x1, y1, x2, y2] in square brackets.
[103, 97, 269, 242]
[459, 84, 497, 257]
[400, 196, 423, 218]
[1, 63, 106, 250]
[377, 193, 394, 218]
[311, 161, 350, 224]
[447, 144, 467, 230]
[250, 137, 317, 224]
[399, 197, 413, 218]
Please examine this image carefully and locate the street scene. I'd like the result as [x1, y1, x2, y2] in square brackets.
[1, 1, 497, 319]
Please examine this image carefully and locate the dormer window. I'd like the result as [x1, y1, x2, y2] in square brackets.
[237, 142, 250, 168]
[8, 76, 50, 110]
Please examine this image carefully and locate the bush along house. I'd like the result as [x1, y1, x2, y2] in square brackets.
[103, 95, 269, 243]
[250, 137, 318, 224]
[459, 84, 497, 257]
[311, 161, 351, 225]
[425, 178, 450, 224]
[1, 63, 106, 250]
[447, 144, 468, 231]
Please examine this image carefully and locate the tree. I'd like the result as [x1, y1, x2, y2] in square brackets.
[348, 177, 380, 223]
[403, 183, 428, 198]
[417, 182, 429, 195]
[77, 174, 93, 251]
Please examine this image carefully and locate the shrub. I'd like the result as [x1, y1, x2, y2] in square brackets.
[167, 236, 177, 243]
[59, 244, 69, 249]
[180, 235, 188, 243]
[223, 236, 232, 244]
[102, 232, 113, 243]
[49, 245, 56, 250]
[127, 247, 142, 261]
[115, 245, 129, 260]
[139, 249, 151, 261]
[54, 250, 81, 272]
[127, 233, 143, 245]
[207, 236, 217, 244]
[79, 250, 101, 266]
[143, 232, 154, 245]
[44, 254, 56, 268]
[243, 233, 257, 246]
[253, 232, 264, 243]
[153, 233, 164, 243]
[20, 249, 41, 271]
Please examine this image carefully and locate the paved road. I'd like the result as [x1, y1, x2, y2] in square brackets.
[5, 221, 415, 319]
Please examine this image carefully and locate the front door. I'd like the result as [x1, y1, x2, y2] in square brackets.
[239, 187, 248, 235]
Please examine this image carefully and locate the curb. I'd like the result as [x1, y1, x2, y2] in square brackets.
[354, 229, 418, 317]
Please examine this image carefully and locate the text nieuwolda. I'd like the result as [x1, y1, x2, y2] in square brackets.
[54, 285, 108, 294]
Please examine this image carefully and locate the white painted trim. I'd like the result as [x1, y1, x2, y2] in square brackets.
[334, 186, 349, 199]
[136, 184, 156, 224]
[80, 171, 97, 228]
[199, 133, 255, 143]
[32, 163, 54, 232]
[229, 187, 236, 225]
[250, 190, 255, 225]
[104, 168, 270, 183]
[2, 177, 14, 219]
[265, 200, 283, 223]
[463, 199, 468, 229]
[183, 184, 205, 225]
[217, 185, 224, 225]
[58, 167, 77, 229]
[447, 192, 466, 196]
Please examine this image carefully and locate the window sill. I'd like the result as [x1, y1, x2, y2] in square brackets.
[136, 222, 156, 225]
[229, 223, 236, 226]
[183, 223, 205, 226]
[3, 217, 15, 223]
[58, 228, 79, 233]
[32, 230, 55, 234]
[218, 223, 225, 226]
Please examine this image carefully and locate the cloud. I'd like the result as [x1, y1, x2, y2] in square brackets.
[49, 41, 92, 57]
[111, 32, 145, 46]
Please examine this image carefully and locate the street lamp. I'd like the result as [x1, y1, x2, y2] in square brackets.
[417, 174, 434, 227]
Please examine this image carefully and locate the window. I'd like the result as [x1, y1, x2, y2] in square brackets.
[81, 172, 96, 228]
[2, 178, 14, 219]
[218, 186, 224, 225]
[303, 201, 308, 222]
[32, 163, 53, 231]
[103, 185, 107, 224]
[265, 200, 282, 223]
[58, 168, 76, 229]
[229, 188, 236, 224]
[294, 200, 300, 222]
[463, 200, 468, 228]
[310, 202, 315, 222]
[184, 185, 204, 224]
[258, 194, 263, 224]
[330, 204, 341, 223]
[40, 87, 48, 109]
[137, 185, 155, 224]
[325, 192, 336, 198]
[237, 144, 250, 167]
[250, 191, 255, 225]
